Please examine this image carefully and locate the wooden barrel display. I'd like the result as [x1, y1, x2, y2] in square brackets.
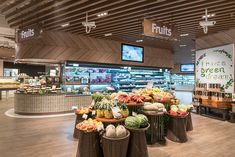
[186, 112, 193, 131]
[166, 113, 188, 143]
[76, 130, 103, 157]
[102, 131, 130, 157]
[73, 113, 83, 139]
[125, 124, 150, 157]
[96, 117, 126, 127]
[142, 111, 165, 144]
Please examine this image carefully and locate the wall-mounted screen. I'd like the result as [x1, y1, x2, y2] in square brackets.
[180, 64, 195, 72]
[121, 44, 144, 62]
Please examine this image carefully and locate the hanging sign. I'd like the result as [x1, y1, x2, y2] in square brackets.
[196, 44, 234, 93]
[143, 19, 176, 39]
[17, 24, 40, 42]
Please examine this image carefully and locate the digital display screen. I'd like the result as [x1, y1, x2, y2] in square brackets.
[180, 64, 195, 72]
[121, 44, 144, 62]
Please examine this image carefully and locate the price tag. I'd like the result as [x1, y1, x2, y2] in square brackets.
[111, 107, 122, 118]
[82, 114, 88, 119]
[146, 80, 154, 89]
[92, 110, 96, 116]
[97, 125, 104, 132]
[132, 112, 137, 116]
[72, 106, 78, 110]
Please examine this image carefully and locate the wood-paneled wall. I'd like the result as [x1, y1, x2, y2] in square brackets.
[196, 28, 235, 50]
[16, 31, 174, 68]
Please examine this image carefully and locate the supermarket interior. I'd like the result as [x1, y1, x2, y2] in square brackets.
[0, 1, 235, 157]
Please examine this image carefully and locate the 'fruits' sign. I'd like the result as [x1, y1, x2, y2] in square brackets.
[196, 44, 234, 93]
[143, 19, 175, 39]
[17, 24, 40, 42]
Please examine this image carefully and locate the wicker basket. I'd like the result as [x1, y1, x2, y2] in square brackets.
[125, 124, 150, 157]
[102, 131, 130, 157]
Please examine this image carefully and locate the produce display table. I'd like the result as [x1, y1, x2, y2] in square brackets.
[186, 111, 193, 131]
[228, 111, 235, 123]
[96, 117, 126, 127]
[125, 124, 150, 157]
[126, 102, 144, 115]
[141, 111, 165, 144]
[199, 104, 230, 121]
[76, 130, 103, 157]
[166, 114, 188, 143]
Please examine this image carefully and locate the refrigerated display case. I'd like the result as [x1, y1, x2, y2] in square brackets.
[62, 62, 171, 95]
[171, 74, 195, 91]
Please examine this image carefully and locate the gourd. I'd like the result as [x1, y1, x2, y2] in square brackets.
[116, 125, 127, 138]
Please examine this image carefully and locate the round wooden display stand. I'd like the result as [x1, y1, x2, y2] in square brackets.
[186, 111, 193, 131]
[126, 102, 144, 115]
[73, 110, 93, 139]
[141, 110, 165, 144]
[96, 117, 126, 127]
[76, 130, 103, 157]
[166, 113, 189, 143]
[125, 123, 150, 157]
[102, 131, 130, 157]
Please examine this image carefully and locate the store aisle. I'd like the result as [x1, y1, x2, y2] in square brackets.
[175, 91, 193, 105]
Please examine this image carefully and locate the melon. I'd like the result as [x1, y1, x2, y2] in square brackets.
[136, 114, 148, 128]
[125, 116, 140, 128]
[116, 125, 127, 138]
[105, 127, 116, 138]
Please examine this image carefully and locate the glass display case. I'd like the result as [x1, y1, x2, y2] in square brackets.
[171, 74, 195, 91]
[62, 62, 171, 95]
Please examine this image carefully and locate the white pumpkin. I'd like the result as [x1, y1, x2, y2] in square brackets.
[116, 125, 127, 138]
[106, 124, 115, 130]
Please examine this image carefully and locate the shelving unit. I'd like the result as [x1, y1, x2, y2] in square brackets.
[171, 74, 195, 91]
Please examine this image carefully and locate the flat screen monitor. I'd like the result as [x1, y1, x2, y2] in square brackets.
[180, 64, 195, 72]
[121, 44, 144, 62]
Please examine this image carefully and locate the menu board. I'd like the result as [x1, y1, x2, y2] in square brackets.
[196, 44, 234, 93]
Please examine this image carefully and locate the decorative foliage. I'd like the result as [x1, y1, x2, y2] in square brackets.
[213, 49, 232, 61]
[220, 78, 234, 92]
[196, 53, 206, 65]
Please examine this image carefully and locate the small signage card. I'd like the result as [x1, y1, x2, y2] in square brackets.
[111, 107, 122, 118]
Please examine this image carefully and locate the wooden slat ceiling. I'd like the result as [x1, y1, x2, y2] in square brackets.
[1, 0, 235, 63]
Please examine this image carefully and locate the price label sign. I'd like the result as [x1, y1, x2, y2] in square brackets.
[111, 107, 122, 118]
[132, 112, 137, 116]
[82, 114, 88, 119]
[72, 106, 78, 110]
[97, 125, 104, 131]
[92, 110, 96, 116]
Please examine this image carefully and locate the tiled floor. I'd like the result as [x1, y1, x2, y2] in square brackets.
[0, 97, 235, 157]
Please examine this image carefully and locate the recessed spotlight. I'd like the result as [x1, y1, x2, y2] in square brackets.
[202, 13, 215, 19]
[179, 44, 187, 47]
[61, 23, 70, 27]
[97, 12, 108, 17]
[104, 33, 112, 36]
[180, 33, 189, 37]
[136, 39, 143, 43]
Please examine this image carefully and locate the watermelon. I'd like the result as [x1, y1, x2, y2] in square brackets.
[125, 116, 140, 128]
[136, 114, 148, 128]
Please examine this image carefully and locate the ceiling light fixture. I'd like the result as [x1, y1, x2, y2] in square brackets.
[61, 23, 70, 27]
[97, 12, 108, 17]
[179, 44, 187, 47]
[104, 33, 112, 36]
[82, 12, 96, 33]
[180, 33, 189, 37]
[199, 9, 216, 34]
[136, 39, 143, 43]
[202, 13, 215, 19]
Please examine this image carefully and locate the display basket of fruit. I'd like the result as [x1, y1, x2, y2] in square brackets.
[102, 125, 130, 157]
[76, 119, 104, 157]
[124, 114, 149, 157]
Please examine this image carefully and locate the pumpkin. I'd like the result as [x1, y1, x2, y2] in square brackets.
[105, 127, 116, 138]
